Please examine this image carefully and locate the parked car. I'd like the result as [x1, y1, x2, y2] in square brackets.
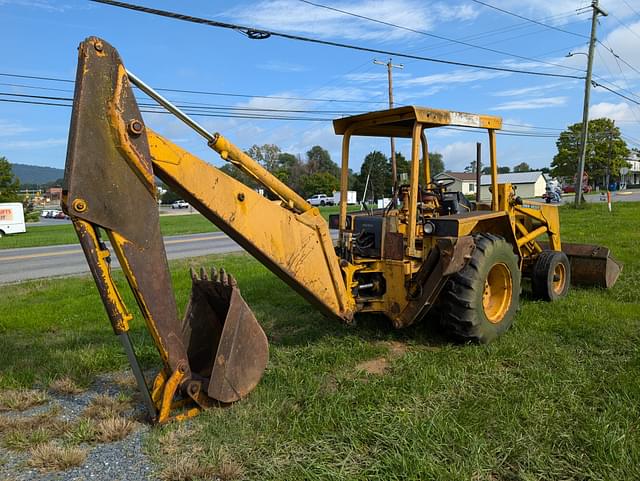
[306, 194, 334, 206]
[171, 200, 190, 209]
[562, 184, 592, 194]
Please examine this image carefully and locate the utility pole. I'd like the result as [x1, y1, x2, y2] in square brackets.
[575, 0, 607, 205]
[476, 142, 482, 203]
[374, 58, 404, 193]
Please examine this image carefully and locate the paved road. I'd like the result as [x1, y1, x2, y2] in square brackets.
[0, 232, 241, 284]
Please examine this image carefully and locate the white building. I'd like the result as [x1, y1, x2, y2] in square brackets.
[626, 152, 640, 186]
[479, 171, 548, 200]
[432, 172, 479, 196]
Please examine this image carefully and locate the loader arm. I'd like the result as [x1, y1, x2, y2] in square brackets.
[63, 37, 354, 422]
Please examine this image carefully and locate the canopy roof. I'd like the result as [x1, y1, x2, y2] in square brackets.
[333, 105, 502, 138]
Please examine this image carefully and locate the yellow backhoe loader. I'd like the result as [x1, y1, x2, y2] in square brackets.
[62, 37, 621, 423]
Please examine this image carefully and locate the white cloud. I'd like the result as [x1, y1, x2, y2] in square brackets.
[0, 0, 72, 11]
[2, 138, 66, 149]
[590, 101, 638, 122]
[0, 119, 33, 136]
[440, 141, 478, 171]
[257, 61, 308, 73]
[493, 81, 571, 97]
[486, 1, 638, 25]
[491, 96, 567, 111]
[224, 0, 478, 42]
[401, 69, 507, 87]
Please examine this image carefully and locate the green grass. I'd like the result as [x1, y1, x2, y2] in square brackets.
[0, 213, 219, 250]
[1, 202, 639, 480]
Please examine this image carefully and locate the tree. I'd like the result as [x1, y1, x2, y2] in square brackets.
[245, 144, 281, 172]
[300, 172, 339, 198]
[481, 165, 510, 174]
[359, 151, 390, 201]
[429, 152, 445, 178]
[306, 145, 340, 178]
[513, 162, 530, 172]
[551, 118, 629, 184]
[0, 156, 20, 202]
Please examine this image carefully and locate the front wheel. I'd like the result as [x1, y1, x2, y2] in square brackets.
[531, 250, 570, 301]
[440, 233, 521, 344]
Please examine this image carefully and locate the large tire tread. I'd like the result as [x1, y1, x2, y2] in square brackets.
[440, 233, 521, 344]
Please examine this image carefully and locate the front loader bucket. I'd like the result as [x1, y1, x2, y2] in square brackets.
[560, 242, 623, 288]
[182, 267, 269, 404]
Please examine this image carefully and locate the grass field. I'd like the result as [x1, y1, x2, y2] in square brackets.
[1, 202, 639, 480]
[0, 205, 359, 250]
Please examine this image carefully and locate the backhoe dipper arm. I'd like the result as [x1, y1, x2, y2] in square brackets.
[63, 37, 354, 421]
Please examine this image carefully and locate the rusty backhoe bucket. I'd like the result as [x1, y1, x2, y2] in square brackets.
[559, 242, 623, 288]
[182, 267, 269, 404]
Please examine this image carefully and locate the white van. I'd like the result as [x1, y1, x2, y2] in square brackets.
[0, 203, 26, 237]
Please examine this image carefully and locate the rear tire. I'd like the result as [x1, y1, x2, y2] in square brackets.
[531, 250, 570, 301]
[440, 233, 521, 344]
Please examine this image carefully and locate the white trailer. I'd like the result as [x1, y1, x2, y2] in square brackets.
[333, 190, 357, 205]
[0, 203, 26, 237]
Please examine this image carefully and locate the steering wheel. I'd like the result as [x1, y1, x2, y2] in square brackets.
[424, 177, 456, 194]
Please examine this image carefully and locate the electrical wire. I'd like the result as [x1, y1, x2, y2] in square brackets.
[0, 72, 387, 104]
[298, 0, 585, 73]
[469, 0, 590, 39]
[87, 0, 585, 80]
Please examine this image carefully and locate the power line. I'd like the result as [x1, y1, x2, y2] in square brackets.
[0, 72, 387, 104]
[596, 41, 640, 76]
[470, 0, 590, 39]
[298, 0, 585, 73]
[591, 80, 640, 105]
[621, 0, 640, 18]
[88, 0, 585, 80]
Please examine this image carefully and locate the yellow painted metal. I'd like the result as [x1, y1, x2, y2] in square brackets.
[406, 122, 422, 257]
[553, 262, 567, 295]
[146, 130, 355, 322]
[71, 218, 132, 334]
[339, 128, 354, 234]
[421, 130, 430, 186]
[489, 129, 499, 211]
[158, 367, 185, 423]
[333, 106, 502, 137]
[210, 134, 311, 214]
[482, 263, 513, 323]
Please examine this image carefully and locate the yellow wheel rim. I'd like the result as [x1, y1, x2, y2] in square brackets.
[552, 262, 567, 295]
[482, 263, 513, 324]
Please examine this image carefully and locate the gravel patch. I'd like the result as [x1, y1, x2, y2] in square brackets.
[0, 371, 160, 481]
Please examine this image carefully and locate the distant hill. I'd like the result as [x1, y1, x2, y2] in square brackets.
[10, 163, 64, 185]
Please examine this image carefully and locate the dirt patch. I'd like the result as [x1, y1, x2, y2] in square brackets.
[354, 341, 410, 376]
[355, 357, 389, 375]
[384, 340, 409, 359]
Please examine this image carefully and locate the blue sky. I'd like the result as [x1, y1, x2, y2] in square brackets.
[1, 0, 639, 175]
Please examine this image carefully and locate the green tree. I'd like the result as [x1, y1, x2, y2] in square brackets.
[306, 145, 340, 178]
[359, 151, 390, 201]
[551, 118, 629, 183]
[429, 152, 445, 178]
[300, 172, 339, 198]
[245, 144, 281, 172]
[498, 166, 511, 174]
[0, 156, 20, 202]
[513, 162, 530, 172]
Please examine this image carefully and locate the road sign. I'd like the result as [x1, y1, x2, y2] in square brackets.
[620, 167, 629, 175]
